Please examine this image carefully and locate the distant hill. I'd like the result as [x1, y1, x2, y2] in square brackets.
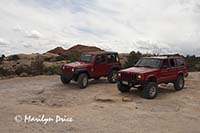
[47, 47, 66, 55]
[47, 44, 103, 55]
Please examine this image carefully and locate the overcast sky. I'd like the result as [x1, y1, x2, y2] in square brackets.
[0, 0, 200, 56]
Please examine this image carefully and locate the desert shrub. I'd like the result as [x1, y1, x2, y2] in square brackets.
[61, 53, 79, 62]
[0, 55, 5, 64]
[55, 55, 65, 61]
[123, 51, 142, 68]
[7, 55, 19, 61]
[15, 65, 32, 75]
[185, 55, 200, 72]
[0, 68, 13, 76]
[31, 59, 44, 75]
[44, 65, 60, 75]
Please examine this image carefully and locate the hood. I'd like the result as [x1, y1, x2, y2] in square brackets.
[64, 61, 92, 68]
[120, 67, 159, 74]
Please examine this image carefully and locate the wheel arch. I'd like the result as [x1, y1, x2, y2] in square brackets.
[147, 76, 157, 83]
[74, 69, 90, 81]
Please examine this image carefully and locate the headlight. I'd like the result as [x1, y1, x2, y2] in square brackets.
[72, 68, 75, 72]
[118, 73, 121, 77]
[62, 65, 65, 70]
[136, 74, 143, 80]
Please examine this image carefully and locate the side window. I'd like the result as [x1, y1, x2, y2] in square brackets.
[176, 58, 185, 66]
[107, 54, 117, 63]
[96, 55, 105, 64]
[162, 59, 169, 68]
[169, 59, 175, 67]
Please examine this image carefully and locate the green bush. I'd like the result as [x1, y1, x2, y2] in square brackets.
[15, 65, 32, 75]
[31, 60, 44, 75]
[123, 51, 142, 68]
[7, 55, 19, 61]
[61, 53, 80, 62]
[44, 65, 60, 75]
[0, 68, 13, 76]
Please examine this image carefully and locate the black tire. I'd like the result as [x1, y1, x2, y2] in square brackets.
[117, 82, 131, 93]
[138, 86, 143, 92]
[142, 82, 158, 99]
[60, 76, 71, 84]
[78, 73, 88, 89]
[174, 75, 184, 91]
[108, 70, 117, 83]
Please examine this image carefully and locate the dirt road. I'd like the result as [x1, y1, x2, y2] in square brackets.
[0, 73, 200, 133]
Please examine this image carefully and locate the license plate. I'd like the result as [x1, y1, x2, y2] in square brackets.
[122, 81, 129, 85]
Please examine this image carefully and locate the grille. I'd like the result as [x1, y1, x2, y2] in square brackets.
[63, 67, 72, 73]
[121, 73, 135, 81]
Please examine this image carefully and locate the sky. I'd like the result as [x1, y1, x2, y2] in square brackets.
[0, 0, 200, 56]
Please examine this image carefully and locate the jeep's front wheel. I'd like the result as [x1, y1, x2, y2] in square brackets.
[108, 70, 117, 83]
[117, 82, 131, 93]
[142, 82, 158, 99]
[60, 75, 71, 84]
[78, 73, 88, 89]
[174, 75, 184, 91]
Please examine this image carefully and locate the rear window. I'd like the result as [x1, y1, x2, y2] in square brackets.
[107, 54, 118, 63]
[176, 58, 185, 66]
[170, 59, 175, 67]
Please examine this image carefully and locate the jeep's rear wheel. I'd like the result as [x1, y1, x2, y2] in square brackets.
[78, 73, 88, 89]
[117, 82, 131, 93]
[174, 75, 184, 91]
[108, 70, 117, 83]
[142, 82, 158, 99]
[60, 75, 71, 84]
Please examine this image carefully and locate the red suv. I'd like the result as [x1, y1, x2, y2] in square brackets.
[117, 56, 188, 99]
[60, 51, 121, 88]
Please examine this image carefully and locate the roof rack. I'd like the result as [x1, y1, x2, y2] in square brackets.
[159, 54, 182, 57]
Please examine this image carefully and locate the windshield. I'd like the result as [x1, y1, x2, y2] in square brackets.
[80, 54, 94, 62]
[135, 58, 161, 68]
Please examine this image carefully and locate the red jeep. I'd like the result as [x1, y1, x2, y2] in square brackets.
[60, 51, 121, 88]
[117, 56, 188, 99]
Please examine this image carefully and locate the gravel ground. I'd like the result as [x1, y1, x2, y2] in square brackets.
[0, 72, 200, 133]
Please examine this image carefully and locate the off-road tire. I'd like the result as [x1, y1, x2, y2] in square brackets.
[78, 73, 88, 89]
[117, 82, 131, 93]
[108, 70, 117, 83]
[174, 75, 184, 91]
[138, 86, 144, 92]
[142, 82, 158, 99]
[60, 76, 71, 84]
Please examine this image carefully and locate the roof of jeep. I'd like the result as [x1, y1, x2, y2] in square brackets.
[143, 56, 183, 59]
[83, 51, 118, 55]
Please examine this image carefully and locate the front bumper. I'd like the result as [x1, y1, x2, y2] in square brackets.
[117, 78, 146, 87]
[59, 70, 79, 81]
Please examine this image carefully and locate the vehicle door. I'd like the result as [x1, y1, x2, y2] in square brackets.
[106, 53, 118, 68]
[168, 58, 177, 81]
[159, 59, 171, 82]
[176, 58, 187, 77]
[93, 55, 107, 76]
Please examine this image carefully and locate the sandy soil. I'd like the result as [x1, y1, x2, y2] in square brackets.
[0, 73, 200, 133]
